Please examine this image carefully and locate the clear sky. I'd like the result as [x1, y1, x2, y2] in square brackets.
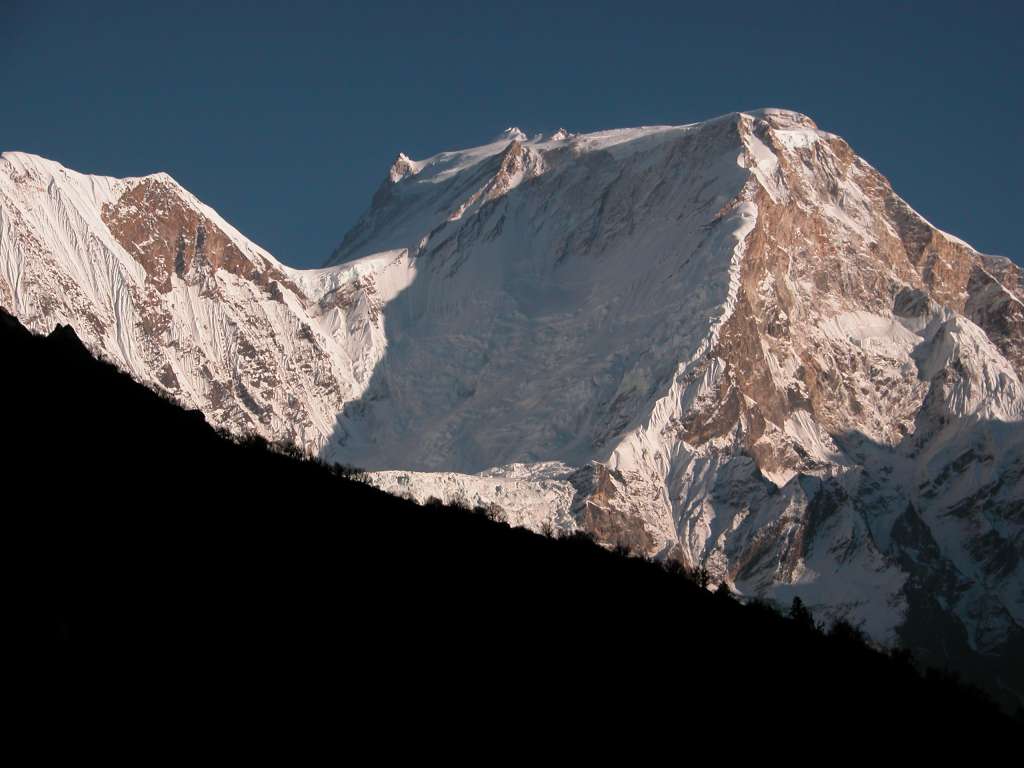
[3, 0, 1021, 268]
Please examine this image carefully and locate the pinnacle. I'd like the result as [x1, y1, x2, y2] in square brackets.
[495, 127, 528, 143]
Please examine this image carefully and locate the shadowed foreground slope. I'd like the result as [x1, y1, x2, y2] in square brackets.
[4, 308, 1018, 737]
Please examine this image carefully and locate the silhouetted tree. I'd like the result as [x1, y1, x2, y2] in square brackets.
[694, 566, 711, 589]
[789, 597, 817, 633]
[483, 503, 508, 526]
[828, 618, 868, 647]
[662, 559, 687, 579]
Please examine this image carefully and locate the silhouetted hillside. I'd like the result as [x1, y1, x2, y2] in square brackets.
[4, 308, 1018, 740]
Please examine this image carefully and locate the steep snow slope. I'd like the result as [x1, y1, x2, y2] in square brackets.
[0, 148, 588, 526]
[323, 110, 1023, 693]
[326, 117, 754, 477]
[0, 151, 413, 450]
[2, 110, 1022, 700]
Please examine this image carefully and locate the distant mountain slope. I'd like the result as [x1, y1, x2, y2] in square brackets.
[3, 109, 1023, 703]
[4, 309, 1017, 730]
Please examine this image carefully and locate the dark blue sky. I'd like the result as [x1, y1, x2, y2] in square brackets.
[3, 0, 1021, 268]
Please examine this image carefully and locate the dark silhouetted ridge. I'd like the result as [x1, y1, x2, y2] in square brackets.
[4, 308, 1018, 743]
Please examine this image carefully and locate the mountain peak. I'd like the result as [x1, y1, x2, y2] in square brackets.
[742, 107, 818, 130]
[387, 152, 420, 183]
[494, 126, 527, 143]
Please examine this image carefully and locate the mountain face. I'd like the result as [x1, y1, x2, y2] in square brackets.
[0, 151, 407, 451]
[2, 109, 1022, 699]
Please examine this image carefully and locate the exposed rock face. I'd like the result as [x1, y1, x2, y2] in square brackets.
[102, 176, 300, 297]
[2, 109, 1022, 702]
[387, 153, 419, 184]
[0, 151, 413, 448]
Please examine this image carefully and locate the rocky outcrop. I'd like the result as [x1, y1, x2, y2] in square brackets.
[0, 151, 410, 451]
[102, 175, 299, 297]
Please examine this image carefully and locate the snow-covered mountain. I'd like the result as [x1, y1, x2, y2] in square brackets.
[2, 109, 1022, 698]
[0, 151, 411, 451]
